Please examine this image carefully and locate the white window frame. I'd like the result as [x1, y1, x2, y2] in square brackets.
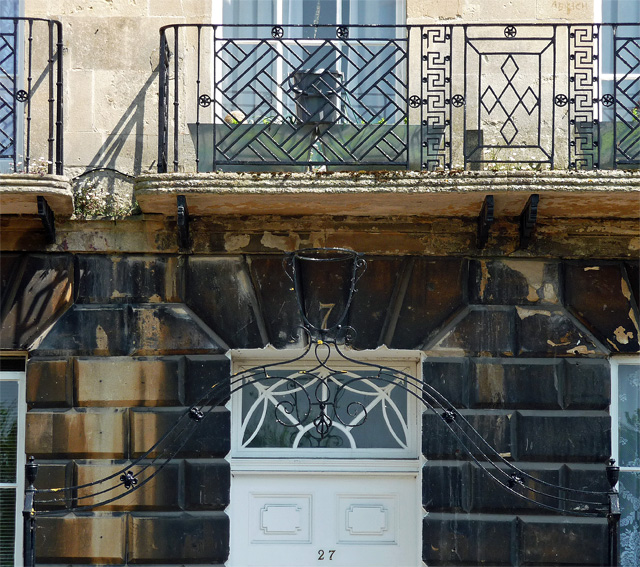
[0, 367, 26, 567]
[229, 348, 423, 473]
[611, 356, 640, 470]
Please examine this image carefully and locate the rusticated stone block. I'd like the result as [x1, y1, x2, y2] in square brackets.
[0, 254, 73, 349]
[128, 514, 229, 563]
[184, 355, 230, 406]
[184, 257, 264, 349]
[471, 360, 562, 409]
[75, 463, 180, 511]
[563, 464, 611, 495]
[520, 517, 608, 565]
[0, 252, 20, 298]
[34, 462, 72, 509]
[131, 305, 226, 355]
[423, 359, 470, 408]
[565, 262, 640, 354]
[423, 513, 516, 566]
[430, 308, 516, 356]
[514, 411, 610, 462]
[470, 259, 560, 305]
[422, 461, 469, 512]
[516, 307, 603, 357]
[34, 305, 129, 356]
[185, 460, 230, 510]
[470, 463, 562, 514]
[75, 356, 182, 407]
[76, 254, 180, 304]
[422, 411, 513, 460]
[247, 256, 303, 349]
[26, 358, 71, 407]
[36, 514, 126, 564]
[130, 408, 229, 458]
[563, 359, 610, 410]
[391, 257, 466, 349]
[26, 410, 127, 459]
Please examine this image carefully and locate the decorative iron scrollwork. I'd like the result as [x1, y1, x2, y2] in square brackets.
[15, 89, 28, 102]
[601, 94, 614, 107]
[198, 94, 211, 107]
[120, 471, 137, 489]
[504, 25, 517, 38]
[271, 26, 284, 39]
[336, 26, 349, 39]
[409, 95, 422, 108]
[554, 94, 568, 107]
[450, 94, 465, 107]
[189, 407, 204, 421]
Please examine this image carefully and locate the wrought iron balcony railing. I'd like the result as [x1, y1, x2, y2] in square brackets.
[0, 18, 63, 175]
[158, 23, 640, 173]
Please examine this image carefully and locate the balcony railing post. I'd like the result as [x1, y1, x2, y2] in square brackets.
[606, 459, 621, 567]
[55, 20, 64, 176]
[22, 456, 38, 567]
[158, 28, 169, 173]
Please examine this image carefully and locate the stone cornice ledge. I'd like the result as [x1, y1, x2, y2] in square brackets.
[0, 174, 73, 216]
[134, 170, 640, 218]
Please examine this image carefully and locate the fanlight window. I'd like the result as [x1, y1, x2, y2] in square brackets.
[231, 355, 420, 459]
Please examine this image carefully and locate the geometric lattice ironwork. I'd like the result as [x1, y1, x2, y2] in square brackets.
[158, 23, 640, 172]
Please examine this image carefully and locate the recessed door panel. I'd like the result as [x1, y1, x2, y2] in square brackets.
[229, 472, 420, 567]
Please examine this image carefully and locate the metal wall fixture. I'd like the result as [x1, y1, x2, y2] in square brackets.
[159, 23, 640, 173]
[0, 17, 63, 175]
[24, 247, 622, 566]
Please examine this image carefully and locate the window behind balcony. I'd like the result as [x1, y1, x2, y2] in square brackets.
[611, 359, 640, 567]
[215, 0, 405, 125]
[0, 362, 25, 567]
[600, 1, 640, 167]
[0, 0, 22, 173]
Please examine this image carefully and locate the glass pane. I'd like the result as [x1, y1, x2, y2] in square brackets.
[0, 488, 16, 567]
[240, 368, 410, 450]
[0, 381, 18, 483]
[619, 470, 640, 567]
[222, 0, 274, 38]
[619, 364, 640, 468]
[603, 0, 640, 24]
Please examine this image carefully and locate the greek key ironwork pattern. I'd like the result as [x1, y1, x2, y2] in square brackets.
[569, 25, 598, 170]
[420, 26, 451, 170]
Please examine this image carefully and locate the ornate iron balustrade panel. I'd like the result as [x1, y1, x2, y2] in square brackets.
[0, 18, 63, 175]
[158, 23, 640, 172]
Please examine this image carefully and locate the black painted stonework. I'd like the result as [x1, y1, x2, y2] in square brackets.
[565, 262, 640, 353]
[5, 251, 633, 566]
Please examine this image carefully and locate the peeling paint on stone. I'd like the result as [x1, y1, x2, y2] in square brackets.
[629, 237, 640, 251]
[566, 345, 596, 355]
[607, 338, 620, 352]
[621, 277, 632, 301]
[503, 260, 554, 303]
[547, 338, 572, 347]
[479, 261, 489, 300]
[224, 233, 251, 252]
[613, 326, 633, 344]
[584, 266, 600, 271]
[517, 307, 552, 319]
[95, 325, 109, 351]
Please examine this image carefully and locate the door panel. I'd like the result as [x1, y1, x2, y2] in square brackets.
[229, 472, 420, 567]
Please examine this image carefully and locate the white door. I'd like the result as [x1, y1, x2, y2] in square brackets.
[230, 470, 420, 567]
[228, 350, 423, 567]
